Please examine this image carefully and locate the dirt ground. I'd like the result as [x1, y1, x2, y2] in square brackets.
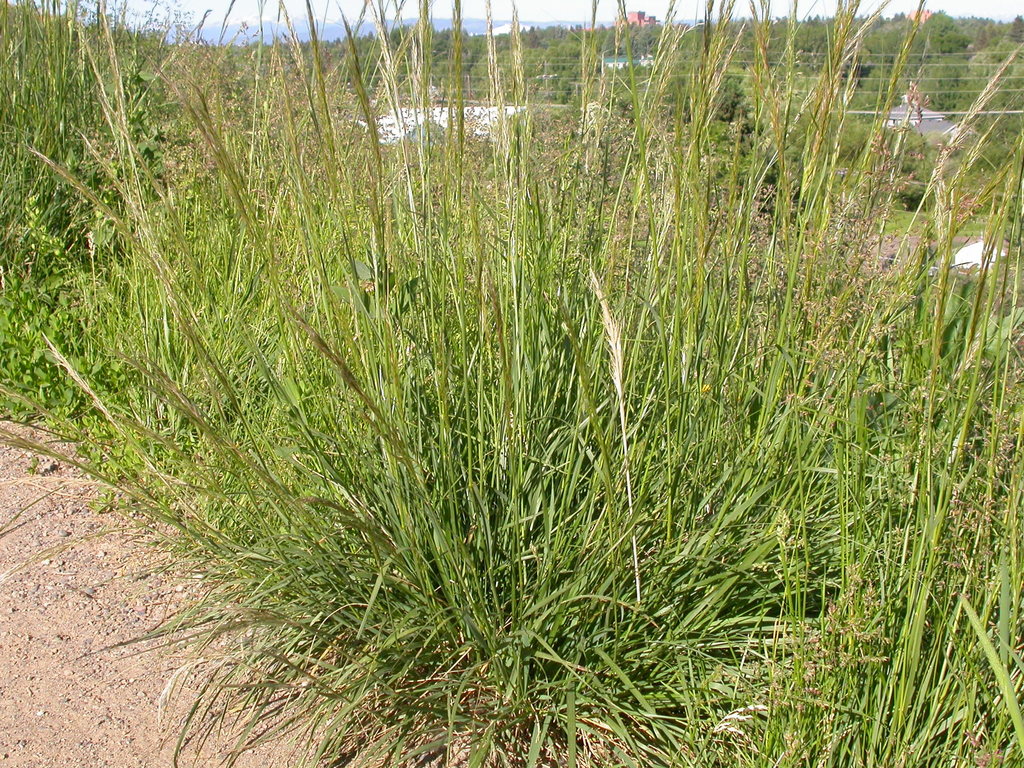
[0, 425, 302, 768]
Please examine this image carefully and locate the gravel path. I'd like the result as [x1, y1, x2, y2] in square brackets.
[0, 425, 297, 767]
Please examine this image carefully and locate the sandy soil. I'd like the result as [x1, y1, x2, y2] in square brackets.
[0, 425, 302, 767]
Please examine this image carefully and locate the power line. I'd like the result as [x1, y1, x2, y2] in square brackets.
[848, 109, 1024, 114]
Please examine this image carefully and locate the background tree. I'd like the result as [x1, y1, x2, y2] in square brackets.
[1010, 15, 1024, 42]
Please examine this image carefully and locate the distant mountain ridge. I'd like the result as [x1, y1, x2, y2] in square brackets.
[195, 17, 589, 43]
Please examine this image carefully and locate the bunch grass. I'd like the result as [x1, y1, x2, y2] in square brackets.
[3, 1, 1024, 766]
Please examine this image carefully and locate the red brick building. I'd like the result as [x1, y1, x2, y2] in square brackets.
[624, 11, 658, 26]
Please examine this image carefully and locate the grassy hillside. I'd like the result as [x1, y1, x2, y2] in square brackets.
[2, 1, 1023, 766]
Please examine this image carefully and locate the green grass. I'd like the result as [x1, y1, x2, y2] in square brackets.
[2, 1, 1024, 766]
[0, 0, 162, 415]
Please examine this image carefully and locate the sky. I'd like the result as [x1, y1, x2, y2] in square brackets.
[144, 0, 1021, 27]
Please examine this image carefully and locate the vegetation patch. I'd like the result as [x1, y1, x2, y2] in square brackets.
[2, 2, 1023, 766]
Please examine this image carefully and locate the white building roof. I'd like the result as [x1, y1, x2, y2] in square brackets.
[886, 98, 957, 136]
[365, 105, 525, 144]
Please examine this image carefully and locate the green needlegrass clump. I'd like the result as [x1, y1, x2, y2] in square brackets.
[3, 0, 1024, 766]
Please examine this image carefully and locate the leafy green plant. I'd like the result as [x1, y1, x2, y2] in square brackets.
[0, 0, 166, 415]
[3, 1, 1024, 767]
